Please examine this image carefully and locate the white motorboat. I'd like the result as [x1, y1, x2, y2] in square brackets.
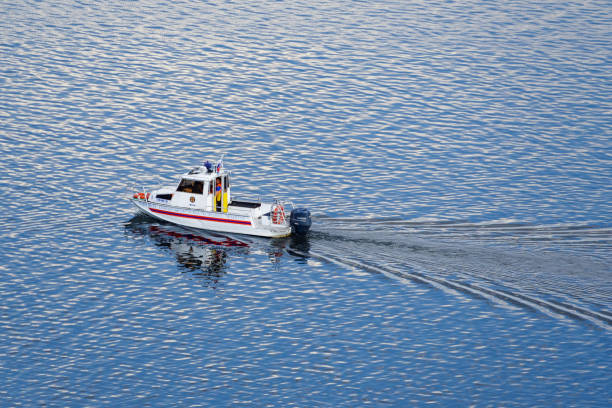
[130, 157, 311, 238]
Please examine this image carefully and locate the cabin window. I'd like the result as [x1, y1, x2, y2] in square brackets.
[224, 176, 230, 191]
[177, 179, 203, 194]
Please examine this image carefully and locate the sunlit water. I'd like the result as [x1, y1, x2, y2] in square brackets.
[1, 1, 610, 406]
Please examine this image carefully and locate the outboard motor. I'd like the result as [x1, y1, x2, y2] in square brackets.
[290, 208, 312, 235]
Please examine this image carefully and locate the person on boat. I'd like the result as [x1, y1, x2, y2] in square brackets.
[215, 179, 222, 211]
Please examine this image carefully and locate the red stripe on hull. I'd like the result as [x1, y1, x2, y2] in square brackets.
[150, 207, 252, 226]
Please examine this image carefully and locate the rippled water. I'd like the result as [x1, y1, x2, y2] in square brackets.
[1, 1, 611, 406]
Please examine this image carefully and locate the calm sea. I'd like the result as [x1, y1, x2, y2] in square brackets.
[1, 0, 610, 406]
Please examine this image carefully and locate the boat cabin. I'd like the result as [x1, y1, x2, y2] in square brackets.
[154, 165, 232, 212]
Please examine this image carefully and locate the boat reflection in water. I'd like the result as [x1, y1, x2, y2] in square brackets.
[125, 215, 310, 287]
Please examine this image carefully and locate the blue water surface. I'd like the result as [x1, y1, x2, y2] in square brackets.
[0, 1, 610, 406]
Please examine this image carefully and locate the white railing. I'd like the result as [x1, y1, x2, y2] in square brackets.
[129, 184, 150, 202]
[271, 199, 294, 226]
[129, 183, 295, 227]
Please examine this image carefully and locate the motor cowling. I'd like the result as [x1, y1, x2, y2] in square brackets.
[290, 208, 311, 235]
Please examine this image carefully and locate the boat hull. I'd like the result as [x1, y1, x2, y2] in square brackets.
[131, 199, 291, 238]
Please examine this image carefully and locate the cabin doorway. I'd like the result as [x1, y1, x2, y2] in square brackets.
[214, 177, 222, 212]
[211, 176, 229, 212]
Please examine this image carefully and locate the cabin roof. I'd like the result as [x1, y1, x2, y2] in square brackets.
[180, 166, 230, 181]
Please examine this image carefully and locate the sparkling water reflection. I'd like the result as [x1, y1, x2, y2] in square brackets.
[0, 0, 610, 406]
